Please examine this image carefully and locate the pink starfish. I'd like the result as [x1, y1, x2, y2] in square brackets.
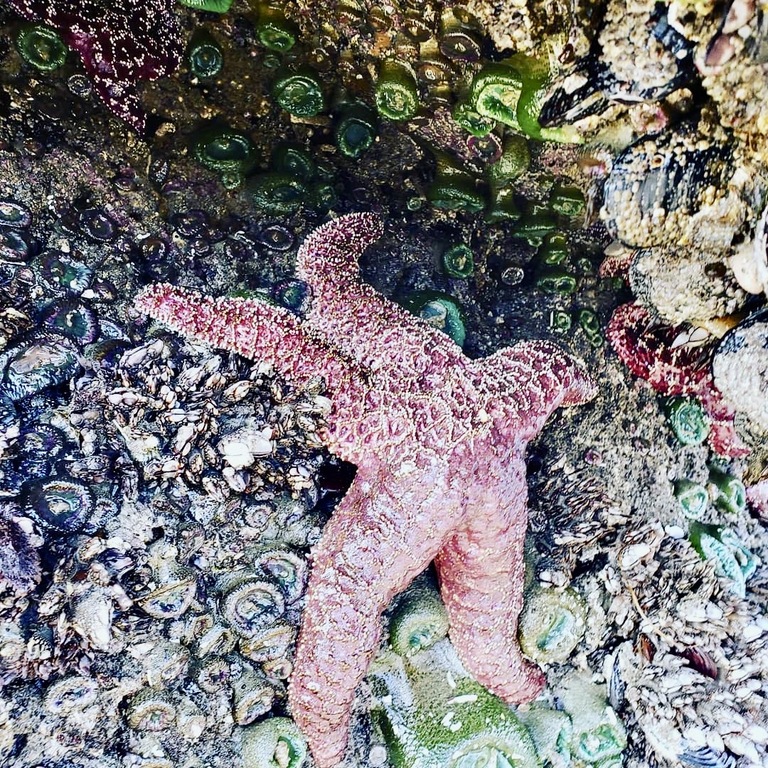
[134, 213, 596, 767]
[606, 302, 749, 457]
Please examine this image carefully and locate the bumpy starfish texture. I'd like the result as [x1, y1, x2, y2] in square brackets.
[607, 302, 749, 457]
[7, 0, 182, 134]
[134, 213, 597, 768]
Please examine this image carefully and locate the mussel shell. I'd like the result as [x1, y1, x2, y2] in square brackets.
[0, 331, 79, 401]
[679, 746, 736, 768]
[602, 125, 733, 248]
[24, 476, 95, 533]
[0, 198, 31, 229]
[40, 300, 99, 345]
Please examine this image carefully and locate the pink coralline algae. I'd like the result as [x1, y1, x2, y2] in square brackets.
[134, 213, 597, 768]
[6, 0, 182, 134]
[606, 302, 749, 457]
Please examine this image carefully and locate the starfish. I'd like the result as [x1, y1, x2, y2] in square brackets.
[7, 0, 182, 134]
[134, 213, 596, 768]
[606, 302, 749, 457]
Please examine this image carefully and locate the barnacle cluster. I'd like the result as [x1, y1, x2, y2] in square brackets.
[0, 0, 767, 767]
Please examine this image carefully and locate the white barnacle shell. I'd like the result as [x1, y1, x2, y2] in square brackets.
[70, 587, 114, 652]
[728, 201, 768, 295]
[217, 421, 274, 469]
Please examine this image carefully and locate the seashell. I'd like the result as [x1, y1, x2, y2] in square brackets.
[630, 247, 748, 326]
[70, 587, 114, 651]
[220, 574, 285, 638]
[682, 646, 719, 679]
[712, 310, 768, 434]
[43, 675, 100, 715]
[27, 627, 55, 665]
[607, 651, 626, 710]
[679, 746, 736, 768]
[249, 544, 307, 605]
[217, 423, 274, 469]
[125, 688, 177, 731]
[40, 300, 99, 345]
[231, 664, 279, 725]
[0, 331, 79, 401]
[601, 123, 740, 251]
[617, 541, 652, 569]
[24, 476, 95, 533]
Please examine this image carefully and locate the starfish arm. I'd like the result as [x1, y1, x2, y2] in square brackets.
[435, 467, 545, 704]
[134, 284, 364, 398]
[296, 213, 465, 375]
[289, 469, 459, 768]
[476, 340, 597, 439]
